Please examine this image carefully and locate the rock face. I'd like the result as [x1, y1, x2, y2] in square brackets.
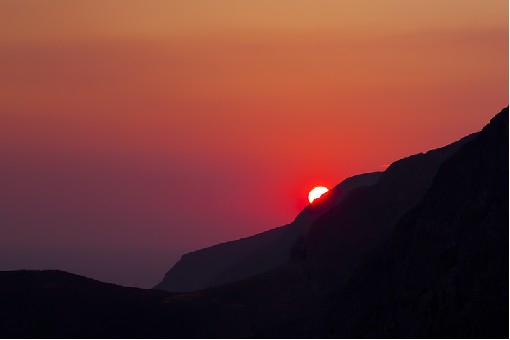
[303, 129, 477, 293]
[155, 171, 381, 292]
[0, 107, 507, 338]
[320, 107, 509, 338]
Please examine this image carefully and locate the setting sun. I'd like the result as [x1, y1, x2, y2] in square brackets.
[308, 186, 329, 204]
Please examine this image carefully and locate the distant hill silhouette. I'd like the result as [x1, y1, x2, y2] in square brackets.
[0, 107, 507, 338]
[155, 172, 381, 292]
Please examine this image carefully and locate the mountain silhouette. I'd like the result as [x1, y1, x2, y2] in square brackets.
[315, 108, 509, 337]
[155, 171, 381, 292]
[0, 107, 507, 338]
[302, 129, 477, 293]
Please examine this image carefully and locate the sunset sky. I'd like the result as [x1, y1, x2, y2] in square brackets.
[0, 0, 508, 287]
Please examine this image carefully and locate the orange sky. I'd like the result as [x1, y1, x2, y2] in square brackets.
[0, 0, 508, 287]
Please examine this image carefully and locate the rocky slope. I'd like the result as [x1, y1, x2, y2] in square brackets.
[321, 107, 509, 338]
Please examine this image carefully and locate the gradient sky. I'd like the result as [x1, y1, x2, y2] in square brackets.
[0, 0, 508, 288]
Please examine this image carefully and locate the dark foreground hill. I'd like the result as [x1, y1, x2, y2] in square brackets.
[0, 107, 507, 338]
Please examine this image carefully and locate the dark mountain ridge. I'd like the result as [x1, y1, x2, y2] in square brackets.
[155, 171, 381, 292]
[303, 130, 478, 293]
[321, 108, 509, 337]
[0, 107, 507, 338]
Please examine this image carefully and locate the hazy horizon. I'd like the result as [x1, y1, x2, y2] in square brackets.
[0, 0, 508, 287]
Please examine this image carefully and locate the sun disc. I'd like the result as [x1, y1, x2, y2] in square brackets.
[308, 186, 329, 203]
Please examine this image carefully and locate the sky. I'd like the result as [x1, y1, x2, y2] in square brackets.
[0, 0, 508, 288]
